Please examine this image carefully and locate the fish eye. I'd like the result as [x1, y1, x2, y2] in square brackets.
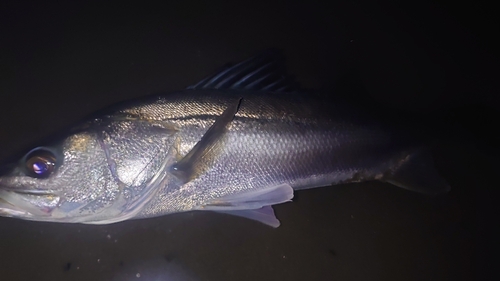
[24, 148, 57, 178]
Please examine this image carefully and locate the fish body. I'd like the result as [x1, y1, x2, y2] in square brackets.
[0, 50, 449, 227]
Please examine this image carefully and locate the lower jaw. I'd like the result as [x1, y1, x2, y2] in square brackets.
[0, 198, 31, 217]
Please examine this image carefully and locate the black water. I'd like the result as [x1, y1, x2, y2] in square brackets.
[0, 1, 497, 280]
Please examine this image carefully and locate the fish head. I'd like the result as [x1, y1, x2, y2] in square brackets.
[0, 114, 179, 224]
[0, 130, 124, 223]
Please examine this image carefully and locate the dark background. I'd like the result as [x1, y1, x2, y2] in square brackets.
[0, 1, 497, 280]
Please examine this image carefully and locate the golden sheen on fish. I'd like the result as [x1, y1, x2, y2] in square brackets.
[0, 50, 449, 227]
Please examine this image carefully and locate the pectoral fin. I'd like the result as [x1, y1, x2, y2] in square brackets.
[171, 98, 242, 183]
[196, 183, 294, 227]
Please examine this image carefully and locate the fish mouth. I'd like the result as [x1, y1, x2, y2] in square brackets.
[0, 189, 59, 218]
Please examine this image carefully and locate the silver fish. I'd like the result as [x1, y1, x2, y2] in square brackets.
[0, 50, 449, 227]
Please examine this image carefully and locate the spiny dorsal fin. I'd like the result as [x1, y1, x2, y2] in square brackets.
[187, 49, 299, 92]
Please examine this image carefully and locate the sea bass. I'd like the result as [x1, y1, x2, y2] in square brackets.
[0, 50, 449, 227]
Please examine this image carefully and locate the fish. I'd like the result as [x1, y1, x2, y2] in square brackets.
[0, 49, 450, 227]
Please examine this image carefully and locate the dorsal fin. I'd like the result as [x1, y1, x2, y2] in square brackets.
[187, 49, 299, 92]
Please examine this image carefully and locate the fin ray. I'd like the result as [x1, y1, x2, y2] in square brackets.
[187, 49, 299, 92]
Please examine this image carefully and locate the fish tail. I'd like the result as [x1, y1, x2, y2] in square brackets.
[384, 149, 450, 195]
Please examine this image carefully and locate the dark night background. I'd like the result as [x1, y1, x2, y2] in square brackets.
[0, 1, 498, 280]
